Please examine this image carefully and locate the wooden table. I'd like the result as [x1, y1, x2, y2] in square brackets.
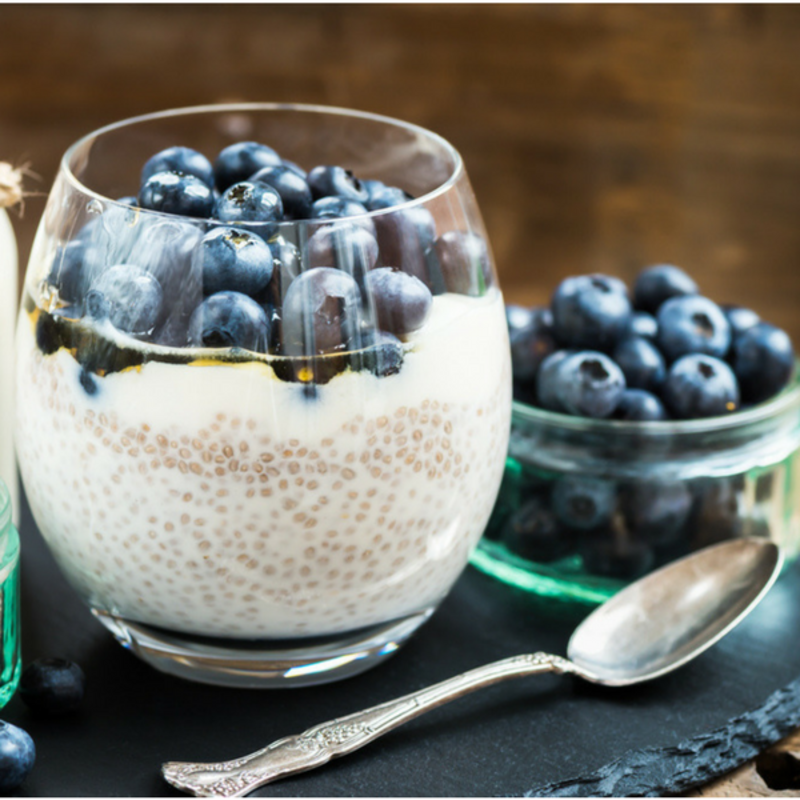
[2, 5, 800, 795]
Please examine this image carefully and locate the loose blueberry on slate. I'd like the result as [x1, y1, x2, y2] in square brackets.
[612, 389, 668, 421]
[501, 496, 576, 563]
[509, 307, 558, 383]
[581, 534, 655, 580]
[200, 226, 274, 298]
[141, 146, 215, 189]
[306, 165, 369, 204]
[656, 295, 731, 361]
[20, 657, 86, 715]
[214, 181, 283, 230]
[662, 354, 740, 418]
[428, 231, 492, 296]
[86, 265, 163, 336]
[535, 349, 574, 411]
[249, 164, 313, 220]
[188, 291, 270, 353]
[213, 141, 282, 192]
[353, 329, 405, 377]
[622, 480, 693, 547]
[627, 311, 658, 340]
[281, 267, 363, 355]
[374, 205, 437, 288]
[722, 304, 761, 336]
[307, 222, 379, 291]
[365, 267, 433, 337]
[138, 170, 215, 218]
[552, 476, 616, 531]
[633, 264, 698, 314]
[732, 321, 795, 405]
[550, 351, 626, 418]
[612, 335, 666, 393]
[0, 721, 35, 792]
[550, 274, 632, 351]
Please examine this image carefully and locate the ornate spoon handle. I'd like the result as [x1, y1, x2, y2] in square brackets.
[162, 652, 581, 797]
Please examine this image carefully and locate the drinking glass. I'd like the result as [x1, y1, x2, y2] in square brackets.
[15, 104, 512, 686]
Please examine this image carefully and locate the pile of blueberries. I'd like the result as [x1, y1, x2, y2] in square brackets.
[508, 265, 795, 419]
[0, 658, 85, 792]
[486, 265, 795, 583]
[44, 142, 491, 384]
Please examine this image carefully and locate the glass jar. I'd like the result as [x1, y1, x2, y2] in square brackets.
[0, 479, 20, 707]
[471, 373, 800, 604]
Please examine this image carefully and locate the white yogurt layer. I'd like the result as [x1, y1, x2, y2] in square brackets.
[16, 290, 511, 638]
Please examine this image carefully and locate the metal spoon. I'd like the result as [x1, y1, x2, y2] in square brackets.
[162, 537, 782, 798]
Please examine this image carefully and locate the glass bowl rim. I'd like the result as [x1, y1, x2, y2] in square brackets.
[511, 365, 800, 438]
[58, 102, 466, 226]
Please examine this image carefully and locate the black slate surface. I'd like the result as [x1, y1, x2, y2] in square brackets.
[4, 491, 800, 797]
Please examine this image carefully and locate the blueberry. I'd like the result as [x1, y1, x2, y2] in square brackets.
[307, 222, 379, 291]
[612, 389, 668, 421]
[188, 291, 270, 352]
[662, 354, 740, 418]
[0, 721, 35, 791]
[365, 183, 412, 211]
[732, 322, 795, 405]
[627, 311, 658, 340]
[86, 265, 163, 335]
[428, 231, 492, 296]
[20, 657, 86, 715]
[141, 146, 214, 189]
[622, 480, 692, 546]
[633, 264, 698, 314]
[535, 350, 574, 411]
[612, 335, 666, 393]
[213, 141, 282, 192]
[550, 274, 632, 351]
[116, 195, 139, 207]
[501, 496, 576, 563]
[36, 313, 62, 355]
[509, 307, 558, 383]
[310, 196, 371, 224]
[552, 476, 616, 530]
[656, 295, 731, 361]
[138, 170, 215, 218]
[249, 164, 313, 220]
[200, 226, 274, 298]
[281, 267, 363, 355]
[722, 304, 761, 336]
[214, 181, 283, 236]
[506, 304, 550, 336]
[353, 329, 405, 377]
[365, 267, 433, 337]
[79, 368, 98, 396]
[306, 165, 369, 204]
[281, 158, 307, 179]
[551, 351, 626, 418]
[374, 205, 437, 288]
[690, 478, 743, 549]
[263, 237, 301, 310]
[48, 239, 89, 303]
[581, 535, 654, 580]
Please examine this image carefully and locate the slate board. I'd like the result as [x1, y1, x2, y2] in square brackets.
[4, 490, 800, 797]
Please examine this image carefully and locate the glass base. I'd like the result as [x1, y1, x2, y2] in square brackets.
[92, 607, 434, 688]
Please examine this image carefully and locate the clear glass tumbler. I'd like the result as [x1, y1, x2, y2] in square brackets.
[15, 104, 512, 686]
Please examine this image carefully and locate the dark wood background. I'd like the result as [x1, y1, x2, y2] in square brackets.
[2, 4, 799, 337]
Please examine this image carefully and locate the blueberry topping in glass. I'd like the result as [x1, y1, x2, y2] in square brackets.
[722, 304, 761, 336]
[353, 328, 405, 377]
[656, 295, 731, 361]
[552, 476, 616, 531]
[307, 222, 379, 291]
[374, 205, 437, 288]
[249, 164, 313, 220]
[306, 165, 369, 204]
[732, 321, 795, 404]
[86, 264, 163, 335]
[612, 389, 668, 421]
[365, 267, 433, 337]
[214, 181, 283, 229]
[364, 183, 411, 211]
[281, 267, 363, 355]
[20, 657, 86, 715]
[141, 146, 215, 189]
[627, 311, 658, 340]
[138, 170, 215, 218]
[200, 226, 274, 298]
[633, 264, 698, 314]
[551, 351, 626, 418]
[188, 291, 270, 352]
[0, 721, 35, 792]
[48, 239, 89, 304]
[662, 354, 740, 418]
[509, 306, 557, 383]
[429, 231, 492, 296]
[310, 195, 371, 222]
[612, 335, 666, 393]
[281, 158, 307, 180]
[213, 141, 281, 192]
[551, 274, 632, 351]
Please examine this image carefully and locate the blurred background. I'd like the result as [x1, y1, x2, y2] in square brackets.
[2, 4, 799, 336]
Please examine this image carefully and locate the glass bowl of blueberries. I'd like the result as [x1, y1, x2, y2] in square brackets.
[471, 265, 800, 604]
[16, 104, 512, 686]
